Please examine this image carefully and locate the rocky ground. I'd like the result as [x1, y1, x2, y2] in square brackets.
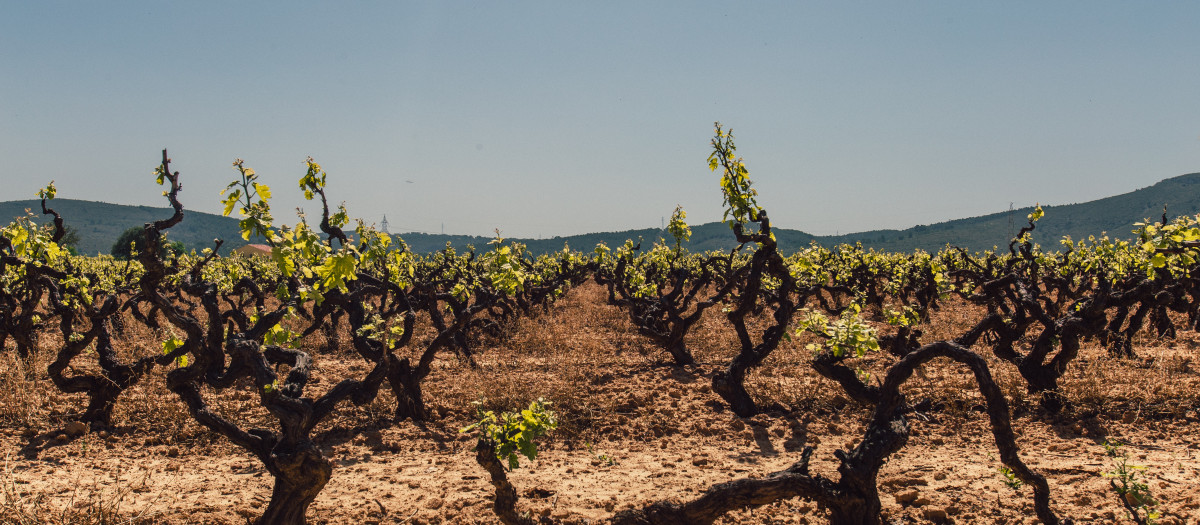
[3, 283, 1199, 524]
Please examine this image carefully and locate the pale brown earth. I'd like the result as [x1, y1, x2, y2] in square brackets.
[2, 282, 1200, 524]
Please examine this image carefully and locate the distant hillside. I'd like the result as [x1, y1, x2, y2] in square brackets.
[0, 199, 251, 256]
[5, 172, 1200, 256]
[396, 222, 816, 254]
[400, 173, 1200, 254]
[818, 172, 1200, 253]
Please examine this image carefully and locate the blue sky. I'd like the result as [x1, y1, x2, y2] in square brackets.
[4, 2, 1199, 237]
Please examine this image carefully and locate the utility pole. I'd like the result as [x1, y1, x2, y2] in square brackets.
[1008, 202, 1014, 240]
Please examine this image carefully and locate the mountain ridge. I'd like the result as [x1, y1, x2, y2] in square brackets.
[4, 172, 1199, 256]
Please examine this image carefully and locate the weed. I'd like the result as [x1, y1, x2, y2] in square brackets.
[998, 465, 1024, 491]
[585, 441, 618, 466]
[1102, 440, 1161, 525]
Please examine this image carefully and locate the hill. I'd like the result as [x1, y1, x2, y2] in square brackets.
[394, 222, 814, 254]
[818, 172, 1200, 253]
[399, 172, 1200, 254]
[5, 172, 1200, 256]
[0, 199, 251, 256]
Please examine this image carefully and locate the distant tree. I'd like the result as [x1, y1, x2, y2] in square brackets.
[111, 227, 140, 259]
[57, 222, 80, 248]
[111, 226, 182, 260]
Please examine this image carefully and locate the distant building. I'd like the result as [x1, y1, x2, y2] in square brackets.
[233, 244, 272, 257]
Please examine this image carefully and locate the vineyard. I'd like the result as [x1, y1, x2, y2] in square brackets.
[2, 125, 1200, 524]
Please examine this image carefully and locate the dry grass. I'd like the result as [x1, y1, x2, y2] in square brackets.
[0, 353, 50, 430]
[0, 454, 162, 525]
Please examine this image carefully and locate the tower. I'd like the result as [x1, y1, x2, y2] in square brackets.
[381, 215, 389, 234]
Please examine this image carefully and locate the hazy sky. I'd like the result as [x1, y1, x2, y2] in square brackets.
[4, 2, 1199, 237]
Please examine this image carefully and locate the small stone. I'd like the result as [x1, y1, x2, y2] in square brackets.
[166, 446, 180, 457]
[64, 421, 88, 437]
[913, 496, 931, 507]
[424, 497, 444, 509]
[730, 419, 745, 431]
[691, 457, 709, 467]
[895, 489, 920, 505]
[1125, 492, 1152, 507]
[933, 472, 947, 481]
[1122, 411, 1137, 424]
[54, 433, 69, 444]
[923, 506, 947, 520]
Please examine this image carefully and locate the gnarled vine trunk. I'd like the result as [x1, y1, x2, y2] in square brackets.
[258, 443, 333, 525]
